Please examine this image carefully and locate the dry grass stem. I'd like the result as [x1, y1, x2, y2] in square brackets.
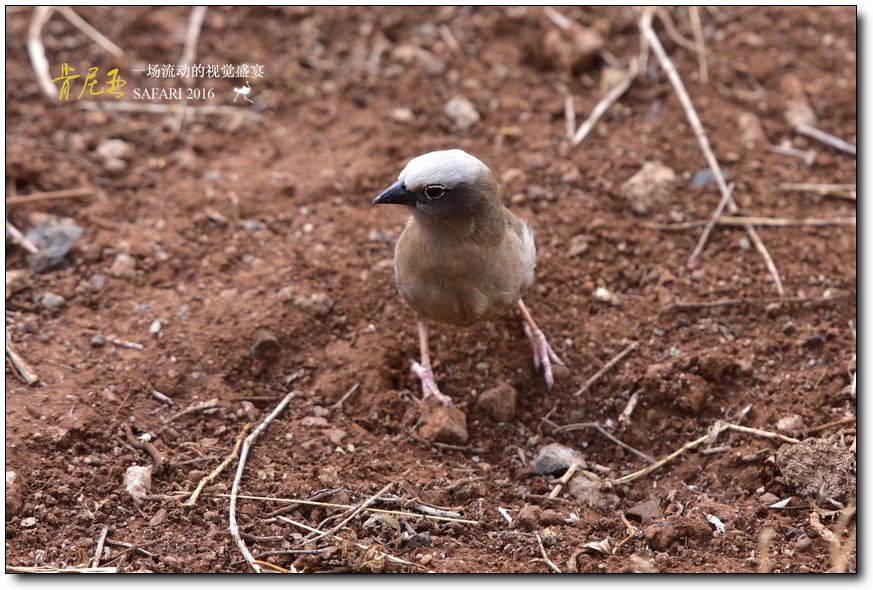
[564, 95, 576, 140]
[795, 122, 856, 156]
[331, 382, 360, 409]
[744, 223, 785, 298]
[552, 420, 655, 464]
[56, 7, 124, 57]
[230, 391, 298, 573]
[574, 341, 638, 396]
[167, 398, 219, 422]
[689, 6, 708, 84]
[661, 292, 849, 313]
[611, 420, 798, 486]
[278, 516, 431, 572]
[27, 7, 56, 99]
[571, 59, 638, 146]
[535, 533, 562, 573]
[5, 220, 39, 254]
[639, 9, 744, 267]
[548, 462, 579, 499]
[644, 215, 856, 230]
[184, 422, 252, 505]
[6, 187, 96, 206]
[5, 337, 39, 384]
[90, 525, 109, 568]
[172, 6, 209, 133]
[780, 182, 856, 199]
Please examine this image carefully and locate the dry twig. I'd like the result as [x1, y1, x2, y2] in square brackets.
[688, 6, 708, 84]
[230, 391, 297, 573]
[571, 58, 639, 145]
[574, 341, 638, 396]
[5, 221, 40, 254]
[27, 7, 56, 99]
[5, 337, 39, 384]
[744, 223, 785, 298]
[184, 422, 252, 505]
[90, 525, 109, 568]
[56, 7, 124, 57]
[661, 292, 849, 313]
[795, 123, 856, 156]
[551, 419, 655, 464]
[6, 187, 96, 206]
[535, 533, 562, 573]
[644, 215, 856, 230]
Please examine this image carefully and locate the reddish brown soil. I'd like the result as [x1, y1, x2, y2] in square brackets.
[5, 7, 856, 573]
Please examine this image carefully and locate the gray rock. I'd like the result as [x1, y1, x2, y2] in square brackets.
[26, 217, 85, 272]
[531, 443, 586, 475]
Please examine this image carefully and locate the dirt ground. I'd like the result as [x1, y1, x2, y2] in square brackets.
[4, 6, 856, 574]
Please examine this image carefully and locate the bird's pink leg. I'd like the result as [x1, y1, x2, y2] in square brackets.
[517, 299, 565, 391]
[409, 320, 455, 406]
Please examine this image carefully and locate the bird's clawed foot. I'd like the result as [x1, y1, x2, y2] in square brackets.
[410, 359, 455, 406]
[517, 299, 565, 392]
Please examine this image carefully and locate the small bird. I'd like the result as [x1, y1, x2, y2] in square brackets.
[374, 149, 564, 406]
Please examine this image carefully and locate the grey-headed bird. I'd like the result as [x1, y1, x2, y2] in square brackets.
[374, 149, 564, 406]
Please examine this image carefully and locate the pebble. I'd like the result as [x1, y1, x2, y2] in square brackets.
[539, 510, 566, 527]
[109, 252, 137, 279]
[301, 416, 330, 428]
[323, 429, 347, 447]
[516, 504, 541, 530]
[25, 216, 85, 272]
[292, 292, 334, 318]
[475, 382, 517, 423]
[620, 162, 677, 215]
[531, 443, 586, 475]
[90, 335, 106, 348]
[444, 95, 480, 130]
[123, 465, 152, 504]
[567, 472, 620, 514]
[391, 107, 415, 123]
[96, 138, 134, 160]
[566, 234, 589, 257]
[417, 398, 469, 445]
[36, 291, 65, 311]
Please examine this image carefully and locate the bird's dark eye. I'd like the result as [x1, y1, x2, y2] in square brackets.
[423, 185, 446, 200]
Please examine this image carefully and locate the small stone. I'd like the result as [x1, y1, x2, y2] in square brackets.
[36, 291, 65, 311]
[401, 532, 432, 548]
[292, 292, 333, 318]
[20, 517, 38, 528]
[566, 234, 589, 257]
[109, 253, 137, 279]
[123, 465, 153, 504]
[250, 330, 281, 359]
[96, 138, 134, 160]
[421, 56, 446, 77]
[317, 466, 341, 487]
[645, 521, 678, 552]
[391, 107, 415, 123]
[794, 534, 813, 553]
[147, 508, 168, 527]
[103, 157, 127, 173]
[301, 416, 330, 429]
[776, 414, 805, 434]
[323, 429, 347, 446]
[417, 398, 469, 445]
[567, 472, 620, 514]
[759, 492, 781, 506]
[626, 499, 664, 526]
[5, 471, 28, 519]
[539, 509, 565, 527]
[90, 335, 106, 348]
[149, 320, 162, 335]
[620, 161, 677, 215]
[516, 504, 542, 530]
[26, 216, 85, 272]
[531, 443, 586, 475]
[475, 382, 517, 423]
[444, 96, 480, 130]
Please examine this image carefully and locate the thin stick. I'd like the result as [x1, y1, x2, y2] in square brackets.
[795, 122, 856, 156]
[121, 423, 165, 473]
[230, 391, 297, 573]
[5, 221, 39, 254]
[27, 6, 56, 99]
[644, 216, 856, 230]
[168, 398, 219, 422]
[81, 101, 264, 121]
[184, 422, 252, 505]
[780, 182, 856, 199]
[661, 292, 849, 313]
[5, 338, 39, 385]
[689, 6, 708, 84]
[331, 382, 360, 409]
[744, 223, 785, 298]
[535, 533, 562, 573]
[107, 336, 144, 350]
[299, 469, 410, 547]
[173, 6, 208, 133]
[6, 187, 95, 206]
[805, 416, 856, 435]
[611, 421, 798, 485]
[564, 95, 576, 140]
[278, 516, 430, 572]
[56, 7, 124, 57]
[90, 525, 109, 568]
[548, 462, 578, 499]
[639, 9, 739, 266]
[552, 420, 655, 464]
[571, 59, 638, 145]
[574, 341, 638, 396]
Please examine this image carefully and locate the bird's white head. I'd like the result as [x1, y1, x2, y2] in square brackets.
[398, 149, 491, 192]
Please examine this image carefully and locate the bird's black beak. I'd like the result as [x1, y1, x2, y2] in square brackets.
[373, 179, 416, 206]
